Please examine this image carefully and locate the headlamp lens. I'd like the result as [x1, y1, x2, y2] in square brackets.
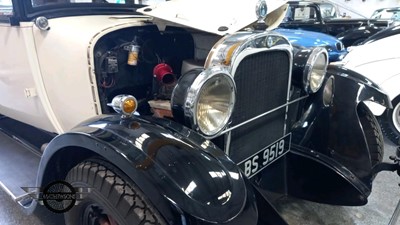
[196, 74, 235, 136]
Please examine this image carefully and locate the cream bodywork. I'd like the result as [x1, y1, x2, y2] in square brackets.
[0, 16, 148, 133]
[339, 34, 400, 116]
[137, 0, 288, 35]
[0, 0, 287, 134]
[0, 22, 56, 132]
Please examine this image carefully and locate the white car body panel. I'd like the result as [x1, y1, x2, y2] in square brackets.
[341, 34, 400, 116]
[137, 0, 287, 35]
[0, 22, 56, 132]
[0, 16, 148, 133]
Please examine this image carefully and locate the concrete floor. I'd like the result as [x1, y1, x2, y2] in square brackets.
[274, 138, 400, 225]
[0, 138, 398, 225]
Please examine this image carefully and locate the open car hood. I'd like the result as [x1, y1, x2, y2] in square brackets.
[137, 0, 288, 36]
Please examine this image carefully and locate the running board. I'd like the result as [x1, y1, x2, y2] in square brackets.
[0, 131, 40, 207]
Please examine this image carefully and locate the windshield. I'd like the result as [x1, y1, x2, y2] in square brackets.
[21, 0, 165, 19]
[371, 8, 400, 20]
[284, 3, 338, 22]
[0, 0, 12, 15]
[319, 3, 338, 19]
[31, 0, 163, 7]
[285, 6, 318, 22]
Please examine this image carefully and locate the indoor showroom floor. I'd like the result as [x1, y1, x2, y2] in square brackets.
[0, 138, 398, 225]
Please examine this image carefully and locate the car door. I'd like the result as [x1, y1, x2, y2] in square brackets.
[0, 0, 58, 133]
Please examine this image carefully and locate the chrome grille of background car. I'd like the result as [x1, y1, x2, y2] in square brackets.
[227, 50, 291, 163]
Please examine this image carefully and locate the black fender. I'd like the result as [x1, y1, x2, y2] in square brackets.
[361, 25, 400, 44]
[29, 115, 260, 224]
[292, 64, 391, 181]
[336, 25, 382, 46]
[282, 65, 391, 204]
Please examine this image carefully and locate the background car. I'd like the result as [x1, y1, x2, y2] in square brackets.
[280, 1, 391, 47]
[336, 25, 400, 144]
[0, 0, 11, 15]
[371, 7, 400, 21]
[274, 28, 346, 62]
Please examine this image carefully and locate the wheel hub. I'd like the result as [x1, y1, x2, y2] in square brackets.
[83, 204, 118, 225]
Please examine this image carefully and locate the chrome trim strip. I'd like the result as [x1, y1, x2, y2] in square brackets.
[229, 34, 292, 74]
[284, 49, 294, 135]
[225, 131, 232, 155]
[205, 32, 292, 70]
[0, 181, 34, 205]
[0, 181, 17, 201]
[220, 95, 309, 135]
[230, 45, 293, 76]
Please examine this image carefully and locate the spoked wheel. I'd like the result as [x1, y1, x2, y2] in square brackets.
[379, 96, 400, 145]
[64, 160, 166, 225]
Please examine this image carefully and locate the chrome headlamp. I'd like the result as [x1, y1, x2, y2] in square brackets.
[303, 47, 328, 93]
[172, 67, 236, 137]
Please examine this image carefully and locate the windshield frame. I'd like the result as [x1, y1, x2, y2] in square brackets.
[318, 2, 338, 19]
[11, 0, 148, 22]
[371, 7, 400, 20]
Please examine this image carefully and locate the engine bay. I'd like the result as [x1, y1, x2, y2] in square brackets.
[93, 25, 219, 116]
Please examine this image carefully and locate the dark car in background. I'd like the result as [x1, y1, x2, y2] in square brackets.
[371, 7, 400, 21]
[280, 1, 391, 47]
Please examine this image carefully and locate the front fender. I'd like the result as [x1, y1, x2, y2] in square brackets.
[329, 65, 391, 108]
[292, 65, 391, 184]
[35, 115, 254, 224]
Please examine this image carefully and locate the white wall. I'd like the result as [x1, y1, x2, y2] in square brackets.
[325, 0, 400, 18]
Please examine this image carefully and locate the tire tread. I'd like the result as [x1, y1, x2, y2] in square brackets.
[358, 103, 384, 166]
[66, 161, 166, 225]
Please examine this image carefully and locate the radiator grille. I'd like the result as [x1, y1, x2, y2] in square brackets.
[228, 50, 291, 163]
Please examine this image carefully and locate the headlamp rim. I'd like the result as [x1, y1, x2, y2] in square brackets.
[184, 67, 236, 137]
[303, 47, 329, 93]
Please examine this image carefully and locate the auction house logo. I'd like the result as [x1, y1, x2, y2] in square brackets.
[22, 180, 90, 213]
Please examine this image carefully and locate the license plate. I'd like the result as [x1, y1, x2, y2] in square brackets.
[238, 133, 291, 178]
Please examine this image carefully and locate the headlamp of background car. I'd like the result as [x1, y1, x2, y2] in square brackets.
[303, 47, 328, 93]
[172, 67, 236, 137]
[323, 76, 335, 107]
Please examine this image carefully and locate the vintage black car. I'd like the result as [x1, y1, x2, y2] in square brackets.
[280, 1, 391, 47]
[0, 0, 396, 224]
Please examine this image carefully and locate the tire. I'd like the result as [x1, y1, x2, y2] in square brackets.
[379, 96, 400, 145]
[64, 160, 167, 225]
[358, 103, 384, 167]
